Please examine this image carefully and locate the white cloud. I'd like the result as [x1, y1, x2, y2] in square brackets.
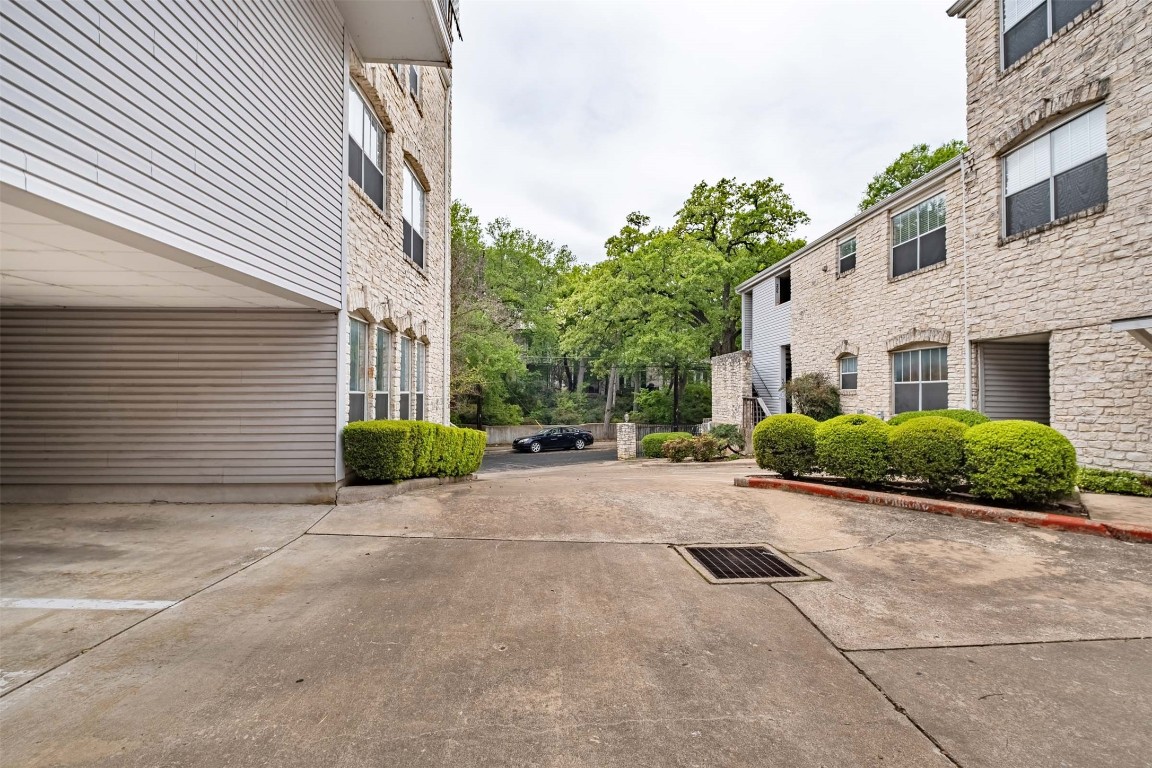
[452, 0, 967, 263]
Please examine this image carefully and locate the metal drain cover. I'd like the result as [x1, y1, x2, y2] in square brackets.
[678, 545, 820, 584]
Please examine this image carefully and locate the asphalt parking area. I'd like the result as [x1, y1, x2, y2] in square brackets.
[2, 461, 1150, 767]
[479, 442, 617, 473]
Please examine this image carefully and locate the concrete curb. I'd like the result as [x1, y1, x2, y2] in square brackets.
[337, 474, 476, 504]
[735, 475, 1152, 544]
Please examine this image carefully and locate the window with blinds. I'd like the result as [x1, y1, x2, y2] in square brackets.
[408, 65, 420, 98]
[403, 165, 426, 268]
[893, 347, 948, 413]
[416, 342, 426, 421]
[347, 84, 385, 209]
[839, 355, 858, 390]
[348, 318, 368, 422]
[1003, 0, 1096, 69]
[1004, 105, 1107, 237]
[838, 237, 857, 275]
[375, 327, 391, 419]
[891, 194, 946, 278]
[399, 336, 412, 419]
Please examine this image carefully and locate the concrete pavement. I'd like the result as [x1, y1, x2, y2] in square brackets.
[2, 460, 1150, 766]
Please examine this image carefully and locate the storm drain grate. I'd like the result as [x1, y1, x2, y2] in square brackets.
[680, 546, 818, 583]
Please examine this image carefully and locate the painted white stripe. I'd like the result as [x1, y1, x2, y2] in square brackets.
[0, 598, 175, 612]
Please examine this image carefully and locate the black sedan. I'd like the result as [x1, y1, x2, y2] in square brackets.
[511, 427, 595, 453]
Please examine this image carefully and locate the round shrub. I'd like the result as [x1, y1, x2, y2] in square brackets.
[815, 414, 891, 485]
[888, 409, 989, 428]
[889, 416, 967, 492]
[691, 435, 723, 463]
[752, 414, 818, 478]
[641, 431, 693, 458]
[964, 420, 1077, 503]
[662, 438, 694, 463]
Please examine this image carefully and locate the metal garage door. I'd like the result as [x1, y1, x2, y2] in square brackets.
[979, 341, 1051, 424]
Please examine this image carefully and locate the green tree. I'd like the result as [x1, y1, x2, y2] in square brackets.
[859, 140, 967, 211]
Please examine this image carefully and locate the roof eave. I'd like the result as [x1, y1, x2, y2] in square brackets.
[736, 155, 964, 295]
[946, 0, 980, 18]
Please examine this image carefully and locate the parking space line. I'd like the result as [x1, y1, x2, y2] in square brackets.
[0, 598, 176, 612]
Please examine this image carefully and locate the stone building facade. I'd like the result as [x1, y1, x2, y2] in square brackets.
[344, 53, 452, 426]
[717, 0, 1151, 472]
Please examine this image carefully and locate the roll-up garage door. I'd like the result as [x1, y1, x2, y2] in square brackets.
[979, 341, 1050, 424]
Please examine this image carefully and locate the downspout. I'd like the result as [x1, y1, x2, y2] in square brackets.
[960, 152, 972, 410]
[441, 69, 453, 425]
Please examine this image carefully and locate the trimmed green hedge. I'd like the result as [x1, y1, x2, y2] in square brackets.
[888, 409, 990, 428]
[889, 416, 967, 492]
[1076, 467, 1152, 497]
[964, 420, 1076, 503]
[662, 438, 694, 463]
[343, 420, 486, 482]
[752, 414, 818, 478]
[815, 414, 891, 484]
[641, 432, 692, 458]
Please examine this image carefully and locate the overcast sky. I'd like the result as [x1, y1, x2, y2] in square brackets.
[451, 0, 967, 264]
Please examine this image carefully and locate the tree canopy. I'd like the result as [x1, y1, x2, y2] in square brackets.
[858, 140, 966, 211]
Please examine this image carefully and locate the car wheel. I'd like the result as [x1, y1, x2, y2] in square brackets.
[574, 439, 586, 450]
[530, 441, 542, 453]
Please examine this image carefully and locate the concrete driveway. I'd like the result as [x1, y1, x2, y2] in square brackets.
[2, 461, 1149, 767]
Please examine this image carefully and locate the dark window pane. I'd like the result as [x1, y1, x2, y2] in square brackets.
[922, 382, 949, 410]
[363, 163, 384, 209]
[919, 227, 947, 268]
[413, 231, 425, 269]
[839, 254, 856, 274]
[1054, 155, 1107, 220]
[399, 393, 410, 420]
[403, 220, 413, 258]
[895, 383, 920, 414]
[416, 394, 425, 421]
[841, 373, 858, 390]
[1052, 0, 1095, 31]
[348, 392, 365, 423]
[778, 274, 791, 303]
[347, 137, 363, 187]
[1004, 2, 1049, 68]
[375, 393, 389, 419]
[1005, 179, 1052, 236]
[892, 241, 918, 277]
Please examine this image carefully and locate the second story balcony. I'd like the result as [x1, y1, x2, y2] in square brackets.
[336, 0, 459, 67]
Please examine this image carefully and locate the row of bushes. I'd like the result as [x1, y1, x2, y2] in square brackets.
[343, 420, 486, 482]
[753, 413, 1078, 504]
[887, 409, 988, 427]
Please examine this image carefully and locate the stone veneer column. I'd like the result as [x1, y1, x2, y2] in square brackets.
[617, 422, 637, 460]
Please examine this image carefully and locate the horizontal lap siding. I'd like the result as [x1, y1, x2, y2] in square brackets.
[0, 309, 338, 484]
[750, 283, 791, 415]
[0, 0, 345, 306]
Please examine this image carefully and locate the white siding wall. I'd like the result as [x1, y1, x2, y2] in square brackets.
[0, 309, 339, 488]
[0, 0, 345, 307]
[749, 278, 792, 415]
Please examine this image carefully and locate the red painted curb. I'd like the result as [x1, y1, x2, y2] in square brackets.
[737, 475, 1151, 544]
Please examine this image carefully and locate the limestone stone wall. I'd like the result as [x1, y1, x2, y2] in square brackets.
[617, 422, 637, 460]
[710, 350, 752, 426]
[790, 169, 968, 420]
[958, 0, 1152, 470]
[345, 55, 451, 424]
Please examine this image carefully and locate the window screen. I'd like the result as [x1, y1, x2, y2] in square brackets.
[1003, 0, 1096, 69]
[375, 328, 390, 419]
[403, 166, 426, 268]
[1004, 105, 1106, 236]
[348, 318, 368, 422]
[891, 194, 947, 278]
[416, 342, 426, 421]
[839, 356, 858, 390]
[892, 347, 948, 413]
[347, 84, 385, 209]
[838, 238, 856, 274]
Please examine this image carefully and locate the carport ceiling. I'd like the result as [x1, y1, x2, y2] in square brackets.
[0, 202, 304, 308]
